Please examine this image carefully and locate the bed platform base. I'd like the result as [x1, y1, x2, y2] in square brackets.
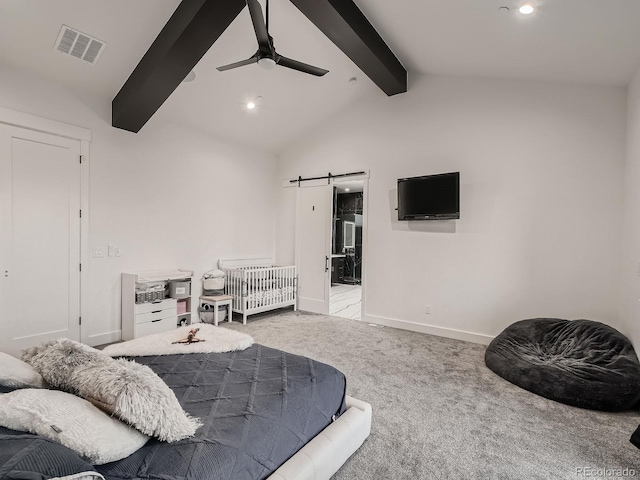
[268, 396, 372, 480]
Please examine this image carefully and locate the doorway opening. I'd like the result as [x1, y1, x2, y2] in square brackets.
[330, 180, 364, 319]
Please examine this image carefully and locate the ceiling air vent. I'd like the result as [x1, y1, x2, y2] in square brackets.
[54, 25, 106, 65]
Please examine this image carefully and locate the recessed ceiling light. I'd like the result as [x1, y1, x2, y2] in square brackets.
[519, 4, 535, 14]
[246, 96, 263, 110]
[345, 188, 351, 192]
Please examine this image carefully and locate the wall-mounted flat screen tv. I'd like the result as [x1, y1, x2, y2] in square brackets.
[397, 172, 460, 220]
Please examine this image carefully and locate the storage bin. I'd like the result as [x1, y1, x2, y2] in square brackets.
[203, 269, 225, 291]
[178, 314, 190, 327]
[203, 277, 224, 290]
[177, 299, 188, 314]
[135, 283, 166, 304]
[169, 280, 191, 299]
[199, 305, 227, 323]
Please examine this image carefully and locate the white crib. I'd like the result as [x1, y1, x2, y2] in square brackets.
[218, 258, 297, 324]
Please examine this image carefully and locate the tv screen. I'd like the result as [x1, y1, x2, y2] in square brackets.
[397, 172, 460, 220]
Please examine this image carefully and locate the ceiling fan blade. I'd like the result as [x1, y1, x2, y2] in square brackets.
[277, 55, 329, 77]
[246, 0, 271, 51]
[216, 56, 258, 72]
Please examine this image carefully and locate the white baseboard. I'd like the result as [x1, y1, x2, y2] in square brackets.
[87, 330, 121, 347]
[361, 313, 494, 345]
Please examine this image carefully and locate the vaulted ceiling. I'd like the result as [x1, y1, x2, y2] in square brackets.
[1, 0, 640, 152]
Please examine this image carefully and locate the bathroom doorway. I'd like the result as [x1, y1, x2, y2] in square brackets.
[330, 180, 364, 320]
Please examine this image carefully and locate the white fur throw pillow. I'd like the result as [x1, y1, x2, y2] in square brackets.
[22, 339, 201, 442]
[0, 352, 46, 388]
[0, 389, 149, 464]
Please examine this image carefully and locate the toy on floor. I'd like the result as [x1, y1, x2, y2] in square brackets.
[172, 328, 205, 345]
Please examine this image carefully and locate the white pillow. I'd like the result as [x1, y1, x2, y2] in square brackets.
[23, 339, 202, 442]
[0, 351, 46, 388]
[0, 389, 149, 465]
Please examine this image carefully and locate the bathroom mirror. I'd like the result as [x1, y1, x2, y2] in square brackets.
[343, 221, 356, 249]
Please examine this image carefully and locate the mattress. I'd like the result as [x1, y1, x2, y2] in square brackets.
[246, 286, 295, 303]
[97, 344, 347, 480]
[0, 428, 101, 480]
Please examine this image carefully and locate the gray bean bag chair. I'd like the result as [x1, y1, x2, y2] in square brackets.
[485, 318, 640, 411]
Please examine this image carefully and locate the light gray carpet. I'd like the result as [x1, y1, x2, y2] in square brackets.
[227, 309, 640, 479]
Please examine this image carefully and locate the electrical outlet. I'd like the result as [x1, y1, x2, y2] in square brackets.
[115, 248, 121, 257]
[92, 248, 104, 258]
[425, 305, 431, 314]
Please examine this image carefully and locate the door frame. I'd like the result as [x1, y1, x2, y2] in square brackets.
[0, 106, 91, 343]
[331, 175, 369, 320]
[290, 171, 369, 319]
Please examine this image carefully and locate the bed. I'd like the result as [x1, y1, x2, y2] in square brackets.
[0, 344, 372, 480]
[219, 258, 297, 324]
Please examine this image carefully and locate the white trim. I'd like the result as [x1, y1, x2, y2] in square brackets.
[0, 106, 91, 142]
[79, 143, 90, 344]
[361, 313, 494, 345]
[359, 179, 369, 322]
[87, 330, 122, 347]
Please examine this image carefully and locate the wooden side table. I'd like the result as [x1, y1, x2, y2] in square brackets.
[199, 295, 233, 326]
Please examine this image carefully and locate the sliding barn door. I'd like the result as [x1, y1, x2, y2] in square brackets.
[0, 124, 81, 355]
[295, 183, 332, 314]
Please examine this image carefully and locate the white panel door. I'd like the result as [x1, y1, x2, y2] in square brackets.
[295, 183, 332, 314]
[0, 124, 81, 355]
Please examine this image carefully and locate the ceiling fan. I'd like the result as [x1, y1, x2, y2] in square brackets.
[216, 0, 329, 77]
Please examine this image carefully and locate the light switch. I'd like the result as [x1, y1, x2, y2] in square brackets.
[108, 245, 115, 257]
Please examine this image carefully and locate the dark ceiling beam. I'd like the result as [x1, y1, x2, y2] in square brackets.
[112, 0, 246, 133]
[288, 0, 407, 96]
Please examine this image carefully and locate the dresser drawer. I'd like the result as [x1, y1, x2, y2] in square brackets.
[135, 307, 177, 325]
[135, 317, 177, 337]
[134, 298, 177, 315]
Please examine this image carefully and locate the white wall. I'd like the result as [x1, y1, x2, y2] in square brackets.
[0, 63, 278, 345]
[277, 75, 626, 343]
[619, 66, 640, 347]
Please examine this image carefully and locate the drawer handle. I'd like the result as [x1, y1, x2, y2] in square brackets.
[152, 300, 163, 304]
[151, 310, 162, 314]
[151, 319, 162, 323]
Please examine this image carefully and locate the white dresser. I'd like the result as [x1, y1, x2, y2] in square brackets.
[121, 270, 194, 341]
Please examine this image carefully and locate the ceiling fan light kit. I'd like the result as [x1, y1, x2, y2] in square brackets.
[217, 0, 329, 77]
[258, 57, 277, 70]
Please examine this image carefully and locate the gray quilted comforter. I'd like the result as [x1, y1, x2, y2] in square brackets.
[98, 344, 347, 479]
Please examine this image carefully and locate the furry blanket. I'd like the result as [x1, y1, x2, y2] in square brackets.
[102, 324, 254, 357]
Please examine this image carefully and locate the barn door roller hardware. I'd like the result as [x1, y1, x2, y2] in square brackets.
[289, 171, 366, 187]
